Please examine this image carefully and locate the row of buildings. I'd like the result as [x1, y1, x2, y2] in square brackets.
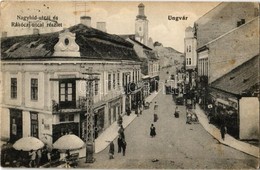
[0, 3, 160, 147]
[184, 2, 259, 140]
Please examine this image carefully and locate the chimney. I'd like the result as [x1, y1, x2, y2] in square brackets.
[96, 22, 107, 32]
[33, 28, 39, 35]
[2, 31, 7, 38]
[80, 16, 91, 27]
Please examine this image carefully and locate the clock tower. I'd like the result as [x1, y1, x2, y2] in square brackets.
[135, 3, 148, 46]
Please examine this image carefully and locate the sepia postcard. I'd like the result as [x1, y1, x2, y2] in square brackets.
[0, 1, 259, 169]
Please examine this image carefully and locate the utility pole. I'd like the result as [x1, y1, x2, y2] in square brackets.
[81, 66, 99, 163]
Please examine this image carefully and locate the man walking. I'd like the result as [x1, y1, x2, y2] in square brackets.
[117, 136, 123, 153]
[121, 139, 127, 156]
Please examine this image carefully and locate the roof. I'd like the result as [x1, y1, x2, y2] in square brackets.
[119, 34, 135, 40]
[1, 24, 140, 61]
[211, 55, 259, 96]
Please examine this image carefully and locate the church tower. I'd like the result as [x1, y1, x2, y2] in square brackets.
[135, 3, 148, 46]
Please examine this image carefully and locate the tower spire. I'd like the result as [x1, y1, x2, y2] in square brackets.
[136, 3, 147, 20]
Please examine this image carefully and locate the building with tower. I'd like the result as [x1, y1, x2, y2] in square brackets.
[184, 26, 197, 71]
[1, 16, 141, 150]
[135, 3, 149, 46]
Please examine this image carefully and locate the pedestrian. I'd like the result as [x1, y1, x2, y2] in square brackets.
[109, 141, 115, 159]
[118, 125, 125, 139]
[117, 136, 123, 153]
[220, 125, 227, 140]
[139, 105, 143, 115]
[29, 150, 36, 167]
[36, 149, 42, 167]
[153, 113, 158, 122]
[150, 124, 156, 137]
[65, 150, 70, 160]
[121, 139, 127, 156]
[94, 126, 99, 139]
[47, 150, 51, 165]
[186, 109, 192, 124]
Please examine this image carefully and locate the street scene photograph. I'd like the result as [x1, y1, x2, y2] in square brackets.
[0, 1, 259, 169]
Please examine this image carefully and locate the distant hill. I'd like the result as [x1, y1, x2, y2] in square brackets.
[154, 45, 184, 69]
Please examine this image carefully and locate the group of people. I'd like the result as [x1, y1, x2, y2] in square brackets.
[28, 147, 51, 167]
[109, 125, 127, 159]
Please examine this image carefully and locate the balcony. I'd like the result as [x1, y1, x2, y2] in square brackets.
[52, 97, 88, 114]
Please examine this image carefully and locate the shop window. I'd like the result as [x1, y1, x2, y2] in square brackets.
[31, 78, 38, 100]
[11, 78, 17, 99]
[30, 112, 38, 138]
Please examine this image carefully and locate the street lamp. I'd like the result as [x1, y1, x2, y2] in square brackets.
[81, 66, 100, 163]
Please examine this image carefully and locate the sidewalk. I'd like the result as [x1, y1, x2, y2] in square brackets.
[94, 89, 161, 153]
[195, 105, 259, 158]
[76, 89, 161, 158]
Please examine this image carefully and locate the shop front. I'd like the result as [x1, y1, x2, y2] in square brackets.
[93, 107, 105, 139]
[9, 109, 23, 143]
[108, 97, 122, 126]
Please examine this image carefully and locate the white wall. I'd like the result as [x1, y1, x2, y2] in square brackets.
[239, 97, 259, 139]
[22, 111, 31, 137]
[1, 108, 10, 140]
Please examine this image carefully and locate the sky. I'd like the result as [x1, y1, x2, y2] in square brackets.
[1, 1, 220, 52]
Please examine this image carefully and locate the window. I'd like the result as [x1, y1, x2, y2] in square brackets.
[189, 58, 191, 65]
[122, 73, 125, 86]
[113, 73, 116, 89]
[11, 78, 17, 99]
[139, 27, 142, 31]
[95, 80, 99, 95]
[59, 80, 76, 109]
[132, 71, 134, 82]
[30, 112, 38, 138]
[108, 74, 111, 90]
[31, 79, 38, 100]
[117, 72, 120, 88]
[189, 45, 191, 52]
[135, 70, 138, 83]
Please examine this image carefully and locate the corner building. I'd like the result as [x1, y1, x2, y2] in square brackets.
[1, 17, 141, 146]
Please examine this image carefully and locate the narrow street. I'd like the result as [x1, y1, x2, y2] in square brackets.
[79, 90, 258, 169]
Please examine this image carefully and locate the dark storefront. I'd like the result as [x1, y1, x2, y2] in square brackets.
[53, 112, 80, 142]
[9, 109, 23, 143]
[150, 76, 159, 93]
[94, 107, 105, 138]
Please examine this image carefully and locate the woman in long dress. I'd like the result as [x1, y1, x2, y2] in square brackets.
[150, 124, 156, 137]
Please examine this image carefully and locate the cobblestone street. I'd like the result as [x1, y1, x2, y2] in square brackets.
[78, 91, 258, 169]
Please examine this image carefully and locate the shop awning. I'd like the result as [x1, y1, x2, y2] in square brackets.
[216, 98, 229, 106]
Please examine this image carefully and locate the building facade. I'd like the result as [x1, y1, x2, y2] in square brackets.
[184, 26, 197, 71]
[194, 2, 259, 139]
[1, 17, 141, 146]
